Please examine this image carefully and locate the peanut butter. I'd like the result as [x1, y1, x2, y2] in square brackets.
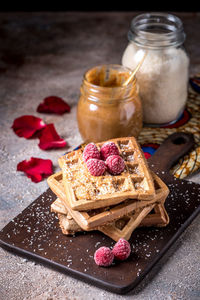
[77, 64, 143, 143]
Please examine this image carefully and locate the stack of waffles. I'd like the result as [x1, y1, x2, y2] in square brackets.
[47, 137, 169, 241]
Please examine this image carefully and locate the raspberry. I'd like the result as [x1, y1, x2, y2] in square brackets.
[105, 155, 125, 175]
[112, 238, 131, 261]
[83, 143, 100, 162]
[94, 246, 114, 267]
[86, 158, 107, 176]
[100, 142, 120, 161]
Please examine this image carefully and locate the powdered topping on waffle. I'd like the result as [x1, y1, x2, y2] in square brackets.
[59, 137, 156, 211]
[48, 136, 170, 244]
[48, 170, 168, 230]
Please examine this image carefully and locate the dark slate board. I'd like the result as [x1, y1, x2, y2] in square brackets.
[0, 133, 200, 294]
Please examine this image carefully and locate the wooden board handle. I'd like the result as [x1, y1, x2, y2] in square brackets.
[148, 132, 195, 173]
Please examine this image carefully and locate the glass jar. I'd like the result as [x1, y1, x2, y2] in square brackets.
[77, 64, 143, 143]
[122, 13, 189, 126]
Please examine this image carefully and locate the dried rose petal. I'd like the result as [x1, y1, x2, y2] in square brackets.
[38, 123, 67, 150]
[17, 157, 53, 183]
[11, 115, 46, 139]
[37, 96, 71, 115]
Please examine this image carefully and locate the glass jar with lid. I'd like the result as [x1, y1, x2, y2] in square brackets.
[122, 12, 189, 125]
[77, 64, 143, 143]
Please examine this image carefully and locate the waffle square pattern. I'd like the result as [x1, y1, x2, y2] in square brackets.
[59, 137, 156, 211]
[47, 171, 169, 231]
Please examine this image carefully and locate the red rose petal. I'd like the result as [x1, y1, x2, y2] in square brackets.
[17, 157, 53, 183]
[38, 123, 67, 150]
[37, 96, 71, 115]
[11, 115, 46, 139]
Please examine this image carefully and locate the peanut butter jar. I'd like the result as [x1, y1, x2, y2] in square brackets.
[77, 64, 143, 143]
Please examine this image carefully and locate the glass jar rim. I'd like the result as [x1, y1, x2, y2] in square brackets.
[128, 12, 186, 49]
[83, 64, 136, 91]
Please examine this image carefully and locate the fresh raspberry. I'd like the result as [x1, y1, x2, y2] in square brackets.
[112, 238, 131, 261]
[100, 142, 120, 161]
[105, 155, 125, 175]
[86, 158, 107, 176]
[83, 143, 100, 162]
[94, 246, 114, 267]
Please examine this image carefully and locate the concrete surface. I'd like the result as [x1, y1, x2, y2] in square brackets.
[0, 12, 200, 300]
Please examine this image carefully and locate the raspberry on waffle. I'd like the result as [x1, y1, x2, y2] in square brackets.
[58, 137, 156, 211]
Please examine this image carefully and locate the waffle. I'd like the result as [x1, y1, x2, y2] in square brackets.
[140, 203, 169, 227]
[99, 204, 155, 241]
[100, 202, 169, 241]
[58, 137, 156, 211]
[55, 201, 169, 241]
[58, 213, 81, 235]
[48, 171, 169, 230]
[51, 198, 67, 215]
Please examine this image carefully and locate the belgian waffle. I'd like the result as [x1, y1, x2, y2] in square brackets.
[100, 203, 169, 241]
[58, 213, 81, 235]
[58, 137, 156, 211]
[48, 171, 169, 230]
[140, 203, 169, 227]
[99, 204, 155, 241]
[55, 201, 169, 241]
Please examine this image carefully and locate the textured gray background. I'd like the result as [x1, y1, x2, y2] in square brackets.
[0, 12, 200, 300]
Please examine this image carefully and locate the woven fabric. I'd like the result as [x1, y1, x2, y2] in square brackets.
[139, 75, 200, 179]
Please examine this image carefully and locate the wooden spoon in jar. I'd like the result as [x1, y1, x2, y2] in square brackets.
[123, 51, 147, 86]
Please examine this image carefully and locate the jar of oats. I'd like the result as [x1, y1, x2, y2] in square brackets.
[122, 12, 189, 125]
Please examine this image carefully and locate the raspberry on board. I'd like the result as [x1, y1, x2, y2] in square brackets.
[94, 246, 114, 267]
[83, 143, 101, 162]
[100, 142, 120, 161]
[86, 158, 107, 176]
[112, 238, 131, 261]
[105, 155, 125, 175]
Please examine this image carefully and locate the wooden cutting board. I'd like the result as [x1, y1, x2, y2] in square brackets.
[0, 132, 200, 294]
